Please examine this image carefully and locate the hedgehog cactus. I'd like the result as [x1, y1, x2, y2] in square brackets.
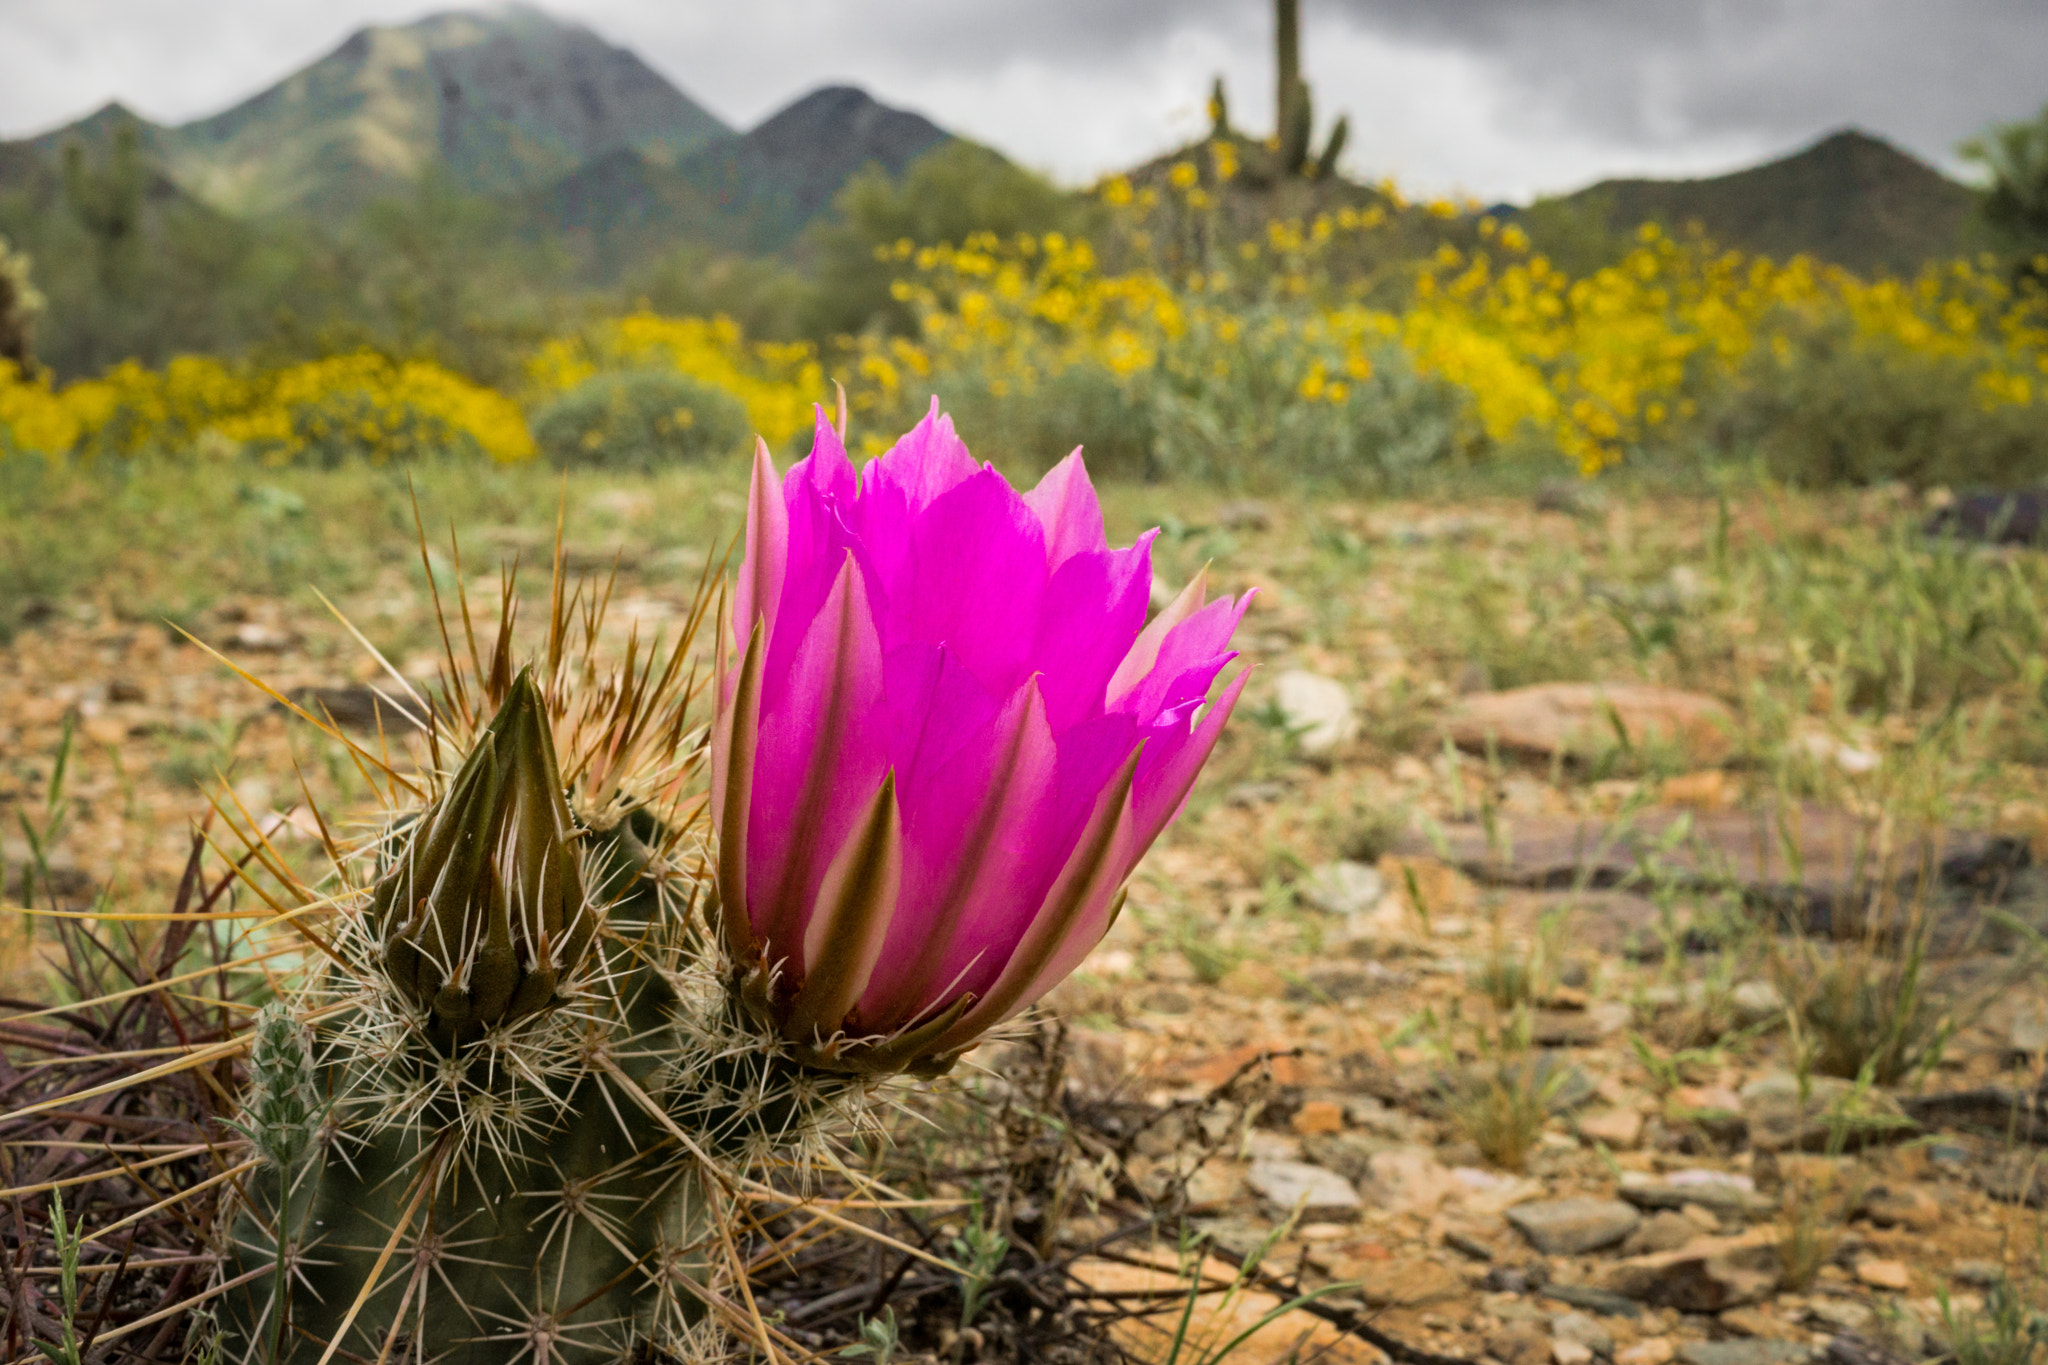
[200, 404, 1246, 1363]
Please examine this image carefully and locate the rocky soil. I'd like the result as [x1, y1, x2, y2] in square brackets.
[4, 481, 2047, 1362]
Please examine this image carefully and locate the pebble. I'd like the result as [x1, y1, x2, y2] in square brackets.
[1553, 1341, 1595, 1365]
[1273, 670, 1359, 755]
[1579, 1107, 1645, 1150]
[1246, 1160, 1362, 1220]
[1296, 859, 1385, 916]
[1551, 1311, 1615, 1356]
[1290, 1100, 1346, 1136]
[1508, 1198, 1643, 1256]
[1854, 1258, 1910, 1290]
[1617, 1341, 1674, 1365]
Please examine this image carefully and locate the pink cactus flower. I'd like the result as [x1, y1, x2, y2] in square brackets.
[712, 403, 1251, 1073]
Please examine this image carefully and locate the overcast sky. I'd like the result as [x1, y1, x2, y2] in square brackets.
[2, 0, 2044, 202]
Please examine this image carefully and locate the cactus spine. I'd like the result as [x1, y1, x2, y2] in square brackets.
[210, 556, 873, 1363]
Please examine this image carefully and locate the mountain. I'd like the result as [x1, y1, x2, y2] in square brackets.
[523, 86, 950, 272]
[26, 5, 730, 219]
[1545, 129, 1979, 277]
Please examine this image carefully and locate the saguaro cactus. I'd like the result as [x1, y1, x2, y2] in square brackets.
[1273, 0, 1349, 180]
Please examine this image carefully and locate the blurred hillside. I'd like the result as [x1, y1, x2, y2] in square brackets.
[0, 3, 2017, 386]
[1532, 129, 1983, 279]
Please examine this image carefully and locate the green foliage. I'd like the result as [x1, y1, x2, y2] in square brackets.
[802, 142, 1084, 339]
[943, 362, 1158, 481]
[1941, 1276, 2048, 1365]
[1963, 103, 2048, 273]
[0, 233, 43, 372]
[625, 243, 813, 341]
[531, 368, 751, 470]
[1151, 332, 1473, 491]
[1704, 314, 2048, 486]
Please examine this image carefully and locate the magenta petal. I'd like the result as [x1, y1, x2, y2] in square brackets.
[1131, 666, 1251, 846]
[1111, 591, 1256, 720]
[885, 467, 1048, 699]
[1030, 533, 1155, 732]
[746, 553, 889, 955]
[733, 439, 788, 652]
[867, 398, 982, 513]
[860, 677, 1060, 1023]
[1023, 449, 1106, 568]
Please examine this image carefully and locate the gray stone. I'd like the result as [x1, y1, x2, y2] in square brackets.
[1541, 1284, 1643, 1318]
[1729, 980, 1786, 1025]
[1506, 1198, 1642, 1256]
[1246, 1160, 1362, 1220]
[1739, 1074, 1910, 1152]
[1596, 1231, 1781, 1311]
[1619, 1169, 1772, 1218]
[1620, 1211, 1700, 1257]
[1951, 1260, 2006, 1288]
[2010, 1007, 2048, 1056]
[1274, 671, 1359, 755]
[1677, 1344, 1812, 1365]
[1298, 860, 1386, 916]
[1551, 1312, 1615, 1356]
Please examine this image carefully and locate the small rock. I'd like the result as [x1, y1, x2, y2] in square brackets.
[1856, 1185, 1942, 1232]
[1619, 1170, 1772, 1219]
[1579, 1108, 1645, 1150]
[1854, 1259, 1910, 1291]
[231, 621, 293, 651]
[1445, 1229, 1494, 1261]
[1950, 1259, 2005, 1287]
[1551, 1312, 1615, 1356]
[1360, 1148, 1460, 1216]
[1553, 1340, 1596, 1365]
[1274, 670, 1359, 755]
[1507, 1198, 1642, 1256]
[1291, 1101, 1347, 1136]
[1620, 1212, 1699, 1257]
[2010, 1007, 2048, 1056]
[1728, 980, 1785, 1025]
[1803, 1300, 1874, 1332]
[1739, 1074, 1910, 1152]
[1676, 1343, 1810, 1365]
[1298, 860, 1386, 916]
[1349, 1256, 1466, 1307]
[1596, 1230, 1782, 1311]
[1719, 1307, 1802, 1341]
[1247, 1160, 1362, 1220]
[1617, 1340, 1675, 1365]
[1541, 1284, 1640, 1318]
[1444, 683, 1736, 766]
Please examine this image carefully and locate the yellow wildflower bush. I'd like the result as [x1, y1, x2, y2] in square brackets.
[0, 352, 533, 464]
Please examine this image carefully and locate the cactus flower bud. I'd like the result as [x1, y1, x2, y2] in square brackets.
[375, 667, 592, 1046]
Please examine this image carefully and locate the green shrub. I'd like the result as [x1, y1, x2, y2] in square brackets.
[1704, 316, 2048, 487]
[531, 369, 749, 471]
[1151, 332, 1474, 492]
[942, 361, 1158, 482]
